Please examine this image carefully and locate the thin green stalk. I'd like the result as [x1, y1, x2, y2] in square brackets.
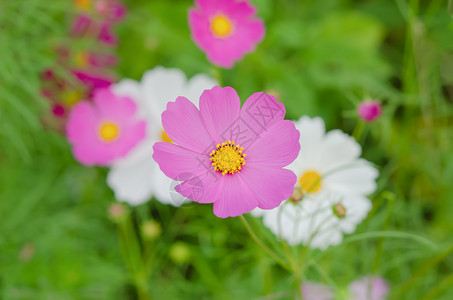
[239, 215, 290, 271]
[352, 120, 365, 142]
[372, 191, 395, 272]
[418, 273, 453, 300]
[117, 213, 153, 300]
[393, 245, 453, 299]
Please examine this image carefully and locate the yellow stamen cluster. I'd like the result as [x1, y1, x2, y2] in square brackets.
[299, 170, 322, 193]
[99, 122, 119, 142]
[161, 129, 173, 143]
[211, 15, 233, 37]
[210, 141, 246, 175]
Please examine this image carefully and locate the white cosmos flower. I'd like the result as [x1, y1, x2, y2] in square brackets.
[107, 66, 218, 206]
[253, 116, 379, 250]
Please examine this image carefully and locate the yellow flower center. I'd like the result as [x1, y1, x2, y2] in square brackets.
[210, 141, 246, 175]
[211, 15, 233, 37]
[75, 0, 92, 9]
[299, 170, 322, 193]
[63, 90, 82, 106]
[75, 51, 89, 67]
[99, 123, 119, 141]
[161, 129, 173, 143]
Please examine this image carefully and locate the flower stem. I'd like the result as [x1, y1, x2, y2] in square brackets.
[239, 215, 290, 271]
[117, 212, 153, 300]
[352, 120, 365, 141]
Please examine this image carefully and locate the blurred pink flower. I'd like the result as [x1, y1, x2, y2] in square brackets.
[188, 0, 265, 68]
[302, 282, 334, 300]
[72, 0, 126, 45]
[153, 86, 300, 218]
[301, 275, 389, 300]
[349, 276, 389, 300]
[66, 88, 146, 166]
[357, 100, 382, 122]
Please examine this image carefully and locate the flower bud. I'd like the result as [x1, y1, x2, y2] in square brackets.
[333, 203, 347, 219]
[289, 187, 304, 203]
[357, 100, 382, 122]
[141, 220, 162, 241]
[108, 202, 128, 222]
[169, 242, 191, 264]
[18, 243, 35, 262]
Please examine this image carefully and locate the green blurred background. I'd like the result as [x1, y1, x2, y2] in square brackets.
[1, 0, 453, 299]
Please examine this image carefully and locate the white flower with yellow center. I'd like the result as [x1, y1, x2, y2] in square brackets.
[253, 116, 378, 250]
[107, 66, 217, 206]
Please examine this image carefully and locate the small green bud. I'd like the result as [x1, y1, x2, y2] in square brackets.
[333, 203, 347, 219]
[169, 242, 191, 264]
[141, 220, 162, 241]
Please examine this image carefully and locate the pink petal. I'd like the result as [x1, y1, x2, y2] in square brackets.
[199, 86, 241, 144]
[72, 70, 113, 91]
[240, 165, 296, 209]
[188, 0, 265, 68]
[225, 1, 256, 20]
[349, 276, 389, 300]
[195, 0, 226, 14]
[213, 174, 259, 218]
[221, 92, 284, 149]
[246, 120, 300, 167]
[66, 101, 102, 165]
[162, 96, 214, 153]
[175, 171, 223, 204]
[93, 88, 137, 121]
[301, 282, 334, 300]
[153, 142, 211, 181]
[66, 101, 98, 145]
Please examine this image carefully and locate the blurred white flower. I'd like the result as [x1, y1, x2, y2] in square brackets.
[253, 116, 378, 250]
[107, 66, 217, 206]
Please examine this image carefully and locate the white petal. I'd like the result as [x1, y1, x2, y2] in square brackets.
[150, 167, 192, 207]
[323, 159, 378, 196]
[112, 78, 141, 100]
[317, 129, 362, 172]
[184, 74, 218, 107]
[288, 116, 326, 175]
[107, 156, 155, 206]
[141, 66, 187, 120]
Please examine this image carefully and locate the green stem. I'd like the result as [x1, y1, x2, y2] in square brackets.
[352, 120, 365, 141]
[117, 213, 153, 300]
[280, 241, 303, 299]
[239, 215, 290, 271]
[212, 65, 224, 86]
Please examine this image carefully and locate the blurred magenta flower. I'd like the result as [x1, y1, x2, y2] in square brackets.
[66, 88, 146, 166]
[153, 86, 300, 218]
[72, 0, 126, 44]
[357, 100, 382, 122]
[41, 0, 124, 128]
[188, 0, 265, 68]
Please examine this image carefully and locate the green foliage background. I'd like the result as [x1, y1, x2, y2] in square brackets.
[1, 0, 453, 299]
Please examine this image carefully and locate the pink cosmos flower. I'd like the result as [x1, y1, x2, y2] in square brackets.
[66, 88, 146, 166]
[188, 0, 265, 68]
[357, 100, 382, 122]
[152, 86, 300, 218]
